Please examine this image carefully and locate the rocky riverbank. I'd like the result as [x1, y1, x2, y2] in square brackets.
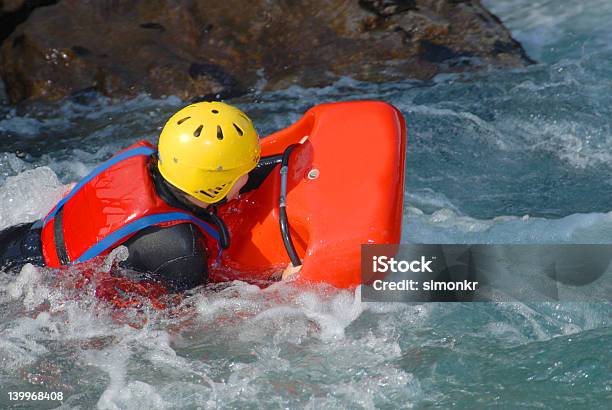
[0, 0, 532, 104]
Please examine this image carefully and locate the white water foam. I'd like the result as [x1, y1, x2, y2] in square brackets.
[0, 167, 67, 230]
[483, 0, 612, 62]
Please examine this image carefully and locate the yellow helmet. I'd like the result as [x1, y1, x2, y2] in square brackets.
[157, 101, 260, 204]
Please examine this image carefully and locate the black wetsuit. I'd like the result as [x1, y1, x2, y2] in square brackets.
[0, 154, 282, 291]
[0, 222, 45, 271]
[0, 160, 212, 291]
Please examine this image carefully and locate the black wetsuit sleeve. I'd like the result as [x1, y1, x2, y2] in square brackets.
[119, 223, 209, 291]
[0, 222, 44, 273]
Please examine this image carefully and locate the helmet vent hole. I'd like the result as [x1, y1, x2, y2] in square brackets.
[233, 123, 243, 136]
[194, 124, 203, 137]
[217, 125, 224, 140]
[199, 190, 215, 198]
[212, 109, 219, 114]
[177, 116, 190, 125]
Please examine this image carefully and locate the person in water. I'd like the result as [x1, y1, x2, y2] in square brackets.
[0, 101, 297, 290]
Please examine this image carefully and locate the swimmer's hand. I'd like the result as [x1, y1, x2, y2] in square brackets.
[282, 263, 302, 280]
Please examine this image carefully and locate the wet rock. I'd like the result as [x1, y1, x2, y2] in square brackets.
[0, 0, 531, 104]
[0, 78, 6, 103]
[0, 0, 58, 43]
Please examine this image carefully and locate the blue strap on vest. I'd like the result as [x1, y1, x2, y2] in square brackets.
[43, 146, 156, 225]
[43, 144, 222, 264]
[76, 211, 221, 262]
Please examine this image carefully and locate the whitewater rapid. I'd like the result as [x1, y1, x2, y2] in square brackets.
[1, 0, 612, 408]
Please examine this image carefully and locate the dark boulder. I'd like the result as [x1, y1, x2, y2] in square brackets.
[0, 0, 531, 104]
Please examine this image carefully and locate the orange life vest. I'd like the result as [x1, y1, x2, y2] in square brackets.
[41, 140, 220, 268]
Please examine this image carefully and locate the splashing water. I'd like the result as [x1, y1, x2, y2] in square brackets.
[1, 0, 612, 408]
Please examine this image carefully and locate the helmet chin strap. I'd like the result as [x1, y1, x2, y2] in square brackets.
[151, 157, 231, 250]
[205, 204, 230, 249]
[212, 196, 228, 207]
[175, 193, 231, 250]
